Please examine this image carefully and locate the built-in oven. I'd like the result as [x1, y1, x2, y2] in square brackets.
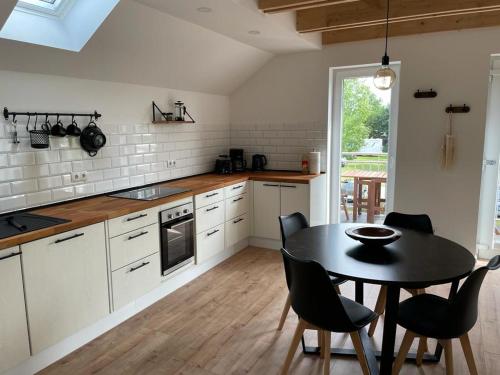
[160, 202, 194, 276]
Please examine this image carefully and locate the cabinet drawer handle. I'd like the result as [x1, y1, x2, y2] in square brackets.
[206, 206, 219, 212]
[128, 231, 149, 240]
[232, 197, 244, 202]
[205, 192, 219, 198]
[126, 213, 147, 222]
[0, 252, 21, 261]
[232, 185, 243, 190]
[129, 261, 150, 272]
[280, 185, 297, 188]
[207, 229, 219, 237]
[233, 218, 244, 224]
[263, 183, 279, 187]
[55, 233, 84, 244]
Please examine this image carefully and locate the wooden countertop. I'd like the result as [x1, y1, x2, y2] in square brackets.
[0, 171, 322, 250]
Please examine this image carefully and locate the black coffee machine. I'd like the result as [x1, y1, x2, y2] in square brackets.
[215, 155, 232, 175]
[230, 148, 246, 172]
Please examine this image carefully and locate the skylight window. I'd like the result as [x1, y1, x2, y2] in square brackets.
[0, 0, 120, 51]
[16, 0, 71, 17]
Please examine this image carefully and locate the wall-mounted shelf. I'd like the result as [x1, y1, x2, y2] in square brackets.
[151, 101, 195, 124]
[152, 120, 195, 124]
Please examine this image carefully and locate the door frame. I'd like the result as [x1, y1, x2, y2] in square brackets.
[327, 63, 401, 223]
[477, 64, 500, 258]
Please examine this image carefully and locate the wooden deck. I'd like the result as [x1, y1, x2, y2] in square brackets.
[40, 247, 500, 374]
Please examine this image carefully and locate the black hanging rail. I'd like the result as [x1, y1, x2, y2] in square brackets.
[445, 104, 470, 114]
[3, 107, 102, 121]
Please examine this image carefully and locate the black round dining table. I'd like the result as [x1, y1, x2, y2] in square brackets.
[286, 223, 476, 375]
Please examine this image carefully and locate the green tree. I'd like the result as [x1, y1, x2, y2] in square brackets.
[342, 79, 389, 153]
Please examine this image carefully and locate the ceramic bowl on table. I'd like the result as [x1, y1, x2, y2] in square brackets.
[345, 226, 401, 247]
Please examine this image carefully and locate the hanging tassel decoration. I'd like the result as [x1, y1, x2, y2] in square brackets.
[441, 112, 455, 169]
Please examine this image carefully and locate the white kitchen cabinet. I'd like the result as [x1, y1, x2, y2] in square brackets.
[109, 223, 160, 271]
[253, 181, 281, 240]
[280, 183, 310, 219]
[0, 248, 31, 374]
[196, 223, 225, 264]
[111, 252, 161, 310]
[225, 213, 250, 248]
[225, 193, 249, 221]
[21, 223, 109, 354]
[195, 188, 224, 208]
[253, 175, 327, 241]
[196, 202, 225, 234]
[107, 207, 158, 238]
[224, 181, 249, 198]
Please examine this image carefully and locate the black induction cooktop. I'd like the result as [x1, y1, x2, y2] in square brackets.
[108, 186, 191, 201]
[0, 213, 70, 240]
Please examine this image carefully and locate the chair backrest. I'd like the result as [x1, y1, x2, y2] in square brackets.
[281, 248, 357, 333]
[278, 213, 309, 289]
[449, 255, 500, 334]
[384, 212, 434, 234]
[279, 212, 309, 248]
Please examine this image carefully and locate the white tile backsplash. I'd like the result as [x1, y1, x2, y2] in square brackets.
[0, 117, 229, 213]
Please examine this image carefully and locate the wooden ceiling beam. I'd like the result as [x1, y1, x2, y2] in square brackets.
[258, 0, 357, 14]
[322, 9, 500, 44]
[298, 0, 500, 32]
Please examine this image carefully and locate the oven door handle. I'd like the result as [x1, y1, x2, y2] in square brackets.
[169, 218, 194, 229]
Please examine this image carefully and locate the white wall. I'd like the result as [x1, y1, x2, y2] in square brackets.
[0, 70, 230, 213]
[230, 26, 500, 253]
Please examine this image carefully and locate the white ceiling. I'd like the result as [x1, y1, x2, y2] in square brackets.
[0, 0, 273, 95]
[134, 0, 322, 54]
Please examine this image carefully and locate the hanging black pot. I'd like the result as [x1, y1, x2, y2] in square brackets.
[80, 120, 106, 157]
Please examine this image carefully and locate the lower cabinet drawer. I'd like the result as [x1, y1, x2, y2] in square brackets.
[112, 253, 161, 310]
[108, 207, 158, 238]
[196, 202, 224, 234]
[109, 223, 159, 271]
[196, 224, 225, 264]
[225, 193, 248, 221]
[225, 213, 250, 248]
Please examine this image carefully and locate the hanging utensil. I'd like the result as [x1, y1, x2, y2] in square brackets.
[66, 115, 82, 136]
[10, 114, 20, 144]
[50, 114, 66, 137]
[80, 115, 106, 157]
[29, 113, 50, 149]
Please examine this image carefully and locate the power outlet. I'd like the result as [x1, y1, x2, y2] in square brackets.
[166, 160, 176, 168]
[71, 171, 88, 183]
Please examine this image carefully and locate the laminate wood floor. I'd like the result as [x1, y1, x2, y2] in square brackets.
[40, 247, 500, 375]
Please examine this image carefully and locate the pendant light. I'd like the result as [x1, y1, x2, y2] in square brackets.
[373, 0, 396, 90]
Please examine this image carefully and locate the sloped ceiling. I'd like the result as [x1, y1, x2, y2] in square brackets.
[0, 0, 273, 95]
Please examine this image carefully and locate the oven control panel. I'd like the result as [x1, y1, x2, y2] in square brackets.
[160, 202, 193, 222]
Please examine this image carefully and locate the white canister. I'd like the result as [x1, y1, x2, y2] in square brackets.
[309, 151, 321, 174]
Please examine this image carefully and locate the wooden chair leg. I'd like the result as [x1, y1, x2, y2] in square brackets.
[368, 285, 387, 337]
[392, 330, 416, 375]
[278, 294, 291, 331]
[416, 336, 427, 366]
[319, 330, 325, 359]
[281, 319, 307, 375]
[334, 284, 341, 295]
[441, 339, 454, 375]
[460, 333, 478, 375]
[350, 330, 370, 375]
[323, 331, 331, 375]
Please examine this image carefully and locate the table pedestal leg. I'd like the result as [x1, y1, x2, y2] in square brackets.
[380, 285, 400, 375]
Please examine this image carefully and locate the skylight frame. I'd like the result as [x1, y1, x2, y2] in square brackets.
[15, 0, 74, 18]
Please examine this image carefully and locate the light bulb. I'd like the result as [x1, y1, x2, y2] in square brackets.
[374, 55, 396, 90]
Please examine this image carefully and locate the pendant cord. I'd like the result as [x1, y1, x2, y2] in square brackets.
[384, 0, 390, 56]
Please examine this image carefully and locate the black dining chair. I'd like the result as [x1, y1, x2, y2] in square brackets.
[280, 248, 377, 375]
[277, 213, 346, 331]
[368, 212, 434, 338]
[393, 255, 500, 375]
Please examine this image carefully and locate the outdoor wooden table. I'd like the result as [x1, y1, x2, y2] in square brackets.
[286, 224, 476, 375]
[342, 171, 387, 223]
